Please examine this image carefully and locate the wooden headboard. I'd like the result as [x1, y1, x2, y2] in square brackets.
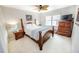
[26, 21, 33, 24]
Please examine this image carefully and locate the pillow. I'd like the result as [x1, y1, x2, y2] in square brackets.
[25, 24, 32, 29]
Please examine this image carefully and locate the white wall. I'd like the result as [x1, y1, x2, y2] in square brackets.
[1, 6, 39, 29]
[39, 5, 76, 25]
[72, 6, 79, 53]
[1, 6, 76, 26]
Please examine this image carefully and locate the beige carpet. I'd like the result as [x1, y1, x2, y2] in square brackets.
[8, 34, 72, 53]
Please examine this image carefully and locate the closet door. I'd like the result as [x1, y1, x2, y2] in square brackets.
[0, 27, 4, 52]
[0, 7, 8, 53]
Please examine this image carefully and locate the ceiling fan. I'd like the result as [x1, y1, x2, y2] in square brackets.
[35, 5, 49, 11]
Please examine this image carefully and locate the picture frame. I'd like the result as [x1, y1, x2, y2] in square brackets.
[26, 15, 32, 21]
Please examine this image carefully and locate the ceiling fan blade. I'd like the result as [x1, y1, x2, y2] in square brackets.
[41, 8, 48, 10]
[35, 5, 40, 8]
[33, 7, 40, 11]
[41, 6, 48, 10]
[42, 5, 48, 8]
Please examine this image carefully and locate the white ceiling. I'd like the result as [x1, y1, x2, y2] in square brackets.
[3, 5, 70, 13]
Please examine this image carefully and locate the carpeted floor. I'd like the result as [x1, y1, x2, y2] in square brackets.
[8, 34, 72, 53]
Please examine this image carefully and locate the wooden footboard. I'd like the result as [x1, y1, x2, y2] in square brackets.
[25, 27, 54, 50]
[43, 30, 54, 44]
[38, 31, 43, 50]
[37, 26, 54, 50]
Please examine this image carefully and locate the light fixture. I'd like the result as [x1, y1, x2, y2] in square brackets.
[6, 20, 18, 32]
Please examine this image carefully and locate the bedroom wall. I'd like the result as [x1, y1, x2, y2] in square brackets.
[39, 5, 76, 26]
[1, 5, 76, 26]
[0, 6, 39, 29]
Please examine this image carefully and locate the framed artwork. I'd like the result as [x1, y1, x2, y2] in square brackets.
[26, 15, 32, 21]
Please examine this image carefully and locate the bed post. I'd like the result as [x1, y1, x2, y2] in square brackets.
[20, 18, 25, 35]
[38, 31, 43, 50]
[52, 26, 54, 37]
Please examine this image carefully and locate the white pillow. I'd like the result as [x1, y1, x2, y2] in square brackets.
[26, 24, 32, 29]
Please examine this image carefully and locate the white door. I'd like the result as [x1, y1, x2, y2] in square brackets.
[0, 7, 8, 53]
[72, 23, 79, 52]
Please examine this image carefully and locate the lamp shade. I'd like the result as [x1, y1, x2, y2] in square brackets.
[6, 21, 19, 32]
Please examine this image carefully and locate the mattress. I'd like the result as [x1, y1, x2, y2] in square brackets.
[24, 24, 52, 40]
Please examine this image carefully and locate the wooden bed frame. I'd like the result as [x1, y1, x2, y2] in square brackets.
[21, 19, 54, 50]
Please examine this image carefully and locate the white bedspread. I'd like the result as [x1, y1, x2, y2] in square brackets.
[24, 24, 52, 40]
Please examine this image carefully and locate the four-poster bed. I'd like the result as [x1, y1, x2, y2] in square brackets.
[21, 19, 54, 50]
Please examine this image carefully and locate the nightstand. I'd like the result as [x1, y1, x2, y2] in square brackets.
[13, 29, 25, 40]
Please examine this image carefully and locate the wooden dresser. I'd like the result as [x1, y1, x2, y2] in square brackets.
[57, 20, 73, 37]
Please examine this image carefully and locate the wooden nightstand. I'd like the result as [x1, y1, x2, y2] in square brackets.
[14, 29, 25, 40]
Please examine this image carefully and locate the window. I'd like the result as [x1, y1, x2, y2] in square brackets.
[45, 16, 52, 26]
[45, 15, 61, 26]
[52, 15, 61, 26]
